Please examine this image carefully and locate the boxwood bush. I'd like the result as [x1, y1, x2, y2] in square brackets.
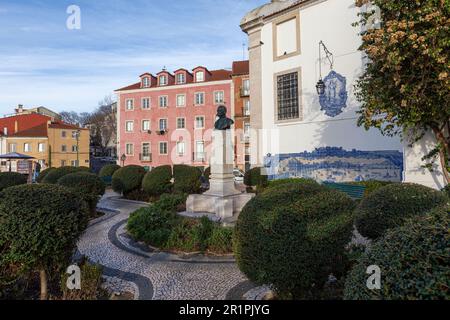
[0, 184, 88, 299]
[355, 183, 447, 240]
[57, 172, 106, 217]
[99, 164, 121, 178]
[346, 180, 392, 197]
[442, 184, 450, 198]
[204, 166, 211, 183]
[111, 165, 146, 194]
[208, 227, 233, 254]
[234, 182, 355, 298]
[42, 166, 90, 184]
[142, 165, 173, 196]
[0, 172, 27, 192]
[266, 178, 318, 189]
[173, 165, 202, 194]
[344, 205, 450, 300]
[244, 167, 268, 187]
[36, 167, 55, 183]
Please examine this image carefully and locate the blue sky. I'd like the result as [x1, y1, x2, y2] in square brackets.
[0, 0, 266, 113]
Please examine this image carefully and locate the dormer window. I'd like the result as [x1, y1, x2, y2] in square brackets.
[195, 71, 205, 82]
[159, 75, 167, 86]
[142, 77, 150, 88]
[176, 73, 185, 84]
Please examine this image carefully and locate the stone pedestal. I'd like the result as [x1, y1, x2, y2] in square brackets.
[187, 130, 254, 219]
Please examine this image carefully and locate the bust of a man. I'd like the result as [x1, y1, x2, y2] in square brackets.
[214, 105, 234, 130]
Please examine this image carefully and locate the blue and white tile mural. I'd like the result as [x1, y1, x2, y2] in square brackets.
[319, 71, 348, 117]
[263, 147, 403, 182]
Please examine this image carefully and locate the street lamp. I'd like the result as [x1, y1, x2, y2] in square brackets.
[316, 40, 334, 96]
[120, 154, 126, 167]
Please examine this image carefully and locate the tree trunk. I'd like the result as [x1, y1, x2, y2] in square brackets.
[432, 127, 450, 185]
[40, 269, 48, 300]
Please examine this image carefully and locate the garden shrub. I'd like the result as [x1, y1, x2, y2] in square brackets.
[354, 183, 447, 240]
[142, 165, 173, 196]
[42, 166, 90, 184]
[57, 172, 106, 217]
[0, 172, 27, 192]
[344, 205, 450, 300]
[346, 180, 392, 197]
[204, 166, 211, 183]
[208, 227, 233, 254]
[165, 217, 215, 253]
[234, 183, 355, 299]
[111, 165, 146, 194]
[0, 184, 88, 299]
[266, 178, 318, 189]
[244, 167, 268, 187]
[36, 167, 55, 183]
[99, 164, 121, 178]
[157, 193, 188, 212]
[442, 184, 450, 198]
[173, 165, 202, 194]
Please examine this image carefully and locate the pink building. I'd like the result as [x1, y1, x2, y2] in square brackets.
[115, 66, 232, 169]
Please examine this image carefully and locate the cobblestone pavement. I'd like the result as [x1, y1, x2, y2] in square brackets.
[77, 191, 255, 300]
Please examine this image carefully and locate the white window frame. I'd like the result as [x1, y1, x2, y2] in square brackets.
[159, 142, 168, 155]
[159, 75, 167, 86]
[141, 142, 151, 159]
[142, 97, 151, 109]
[159, 118, 168, 131]
[38, 143, 45, 153]
[9, 143, 17, 153]
[195, 71, 205, 82]
[195, 140, 205, 161]
[176, 141, 185, 156]
[176, 94, 186, 107]
[142, 77, 150, 88]
[176, 117, 186, 130]
[142, 119, 151, 132]
[159, 95, 168, 108]
[195, 116, 205, 129]
[71, 160, 79, 167]
[125, 121, 134, 132]
[243, 79, 250, 95]
[24, 143, 31, 152]
[214, 90, 225, 104]
[72, 145, 78, 152]
[125, 99, 134, 111]
[244, 99, 250, 116]
[125, 143, 134, 156]
[195, 92, 205, 106]
[176, 73, 185, 84]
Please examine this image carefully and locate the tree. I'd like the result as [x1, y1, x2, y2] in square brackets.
[60, 111, 90, 127]
[88, 95, 117, 156]
[354, 0, 450, 184]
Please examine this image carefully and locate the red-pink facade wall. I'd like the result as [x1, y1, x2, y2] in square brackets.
[118, 81, 232, 168]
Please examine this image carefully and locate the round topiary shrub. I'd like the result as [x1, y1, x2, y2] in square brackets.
[442, 184, 450, 199]
[99, 164, 121, 178]
[0, 184, 88, 300]
[346, 180, 392, 197]
[42, 166, 90, 184]
[0, 172, 27, 192]
[142, 165, 172, 196]
[36, 167, 55, 183]
[57, 172, 106, 217]
[173, 165, 202, 194]
[234, 182, 355, 299]
[355, 183, 448, 240]
[344, 205, 449, 300]
[266, 178, 318, 189]
[244, 167, 268, 187]
[112, 165, 145, 194]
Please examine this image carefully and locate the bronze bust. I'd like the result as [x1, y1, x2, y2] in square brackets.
[214, 105, 234, 130]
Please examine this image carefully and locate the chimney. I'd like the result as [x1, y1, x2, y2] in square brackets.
[16, 104, 24, 114]
[14, 120, 18, 133]
[3, 127, 7, 136]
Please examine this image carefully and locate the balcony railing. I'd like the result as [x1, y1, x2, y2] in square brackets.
[240, 87, 250, 97]
[139, 153, 152, 162]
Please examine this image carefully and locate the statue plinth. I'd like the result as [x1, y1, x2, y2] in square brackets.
[186, 130, 254, 219]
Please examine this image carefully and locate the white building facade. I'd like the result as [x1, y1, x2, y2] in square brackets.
[240, 0, 407, 183]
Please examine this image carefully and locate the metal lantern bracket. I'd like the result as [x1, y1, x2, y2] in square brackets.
[316, 40, 334, 95]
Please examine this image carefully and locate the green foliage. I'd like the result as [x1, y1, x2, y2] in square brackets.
[61, 258, 105, 300]
[99, 164, 121, 178]
[204, 167, 211, 183]
[442, 184, 450, 198]
[0, 184, 88, 281]
[57, 172, 106, 217]
[355, 183, 447, 240]
[267, 178, 319, 189]
[208, 227, 233, 254]
[42, 166, 90, 184]
[142, 165, 173, 196]
[173, 165, 202, 194]
[36, 167, 55, 183]
[0, 172, 27, 192]
[111, 165, 146, 194]
[244, 167, 268, 187]
[346, 180, 392, 197]
[234, 183, 355, 299]
[354, 0, 450, 183]
[344, 205, 450, 300]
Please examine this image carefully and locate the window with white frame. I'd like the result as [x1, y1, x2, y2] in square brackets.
[176, 118, 186, 129]
[159, 119, 168, 131]
[176, 73, 185, 84]
[142, 143, 151, 158]
[142, 77, 150, 88]
[195, 141, 205, 160]
[71, 160, 79, 167]
[214, 91, 224, 104]
[126, 143, 134, 155]
[243, 79, 250, 95]
[126, 99, 134, 110]
[159, 96, 168, 108]
[159, 75, 167, 86]
[142, 98, 150, 109]
[142, 120, 150, 131]
[244, 122, 251, 138]
[9, 143, 16, 153]
[38, 143, 45, 152]
[244, 100, 250, 116]
[159, 142, 168, 155]
[24, 143, 31, 152]
[176, 141, 185, 156]
[72, 145, 78, 152]
[61, 160, 66, 167]
[195, 71, 204, 82]
[195, 92, 205, 105]
[176, 94, 185, 107]
[126, 121, 134, 132]
[195, 116, 205, 129]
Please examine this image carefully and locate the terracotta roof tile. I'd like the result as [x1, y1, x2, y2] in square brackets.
[10, 123, 48, 137]
[232, 60, 249, 76]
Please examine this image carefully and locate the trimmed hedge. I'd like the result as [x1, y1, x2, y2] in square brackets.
[36, 167, 55, 183]
[57, 172, 106, 217]
[142, 165, 173, 196]
[266, 178, 318, 189]
[344, 205, 450, 300]
[99, 164, 121, 178]
[208, 227, 233, 254]
[442, 184, 450, 198]
[244, 167, 268, 187]
[42, 166, 90, 184]
[355, 183, 447, 240]
[347, 180, 392, 197]
[204, 167, 211, 183]
[234, 182, 355, 298]
[173, 165, 202, 194]
[0, 172, 27, 192]
[111, 165, 146, 194]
